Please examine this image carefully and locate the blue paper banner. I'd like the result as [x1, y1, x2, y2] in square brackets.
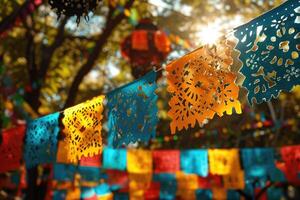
[81, 187, 96, 199]
[241, 148, 276, 180]
[94, 183, 111, 196]
[107, 71, 158, 147]
[53, 164, 76, 182]
[78, 166, 107, 182]
[53, 190, 67, 200]
[180, 149, 208, 177]
[234, 0, 300, 104]
[196, 189, 212, 200]
[153, 173, 177, 199]
[103, 148, 127, 171]
[227, 190, 240, 200]
[24, 112, 60, 168]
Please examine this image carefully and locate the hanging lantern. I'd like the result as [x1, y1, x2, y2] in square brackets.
[121, 19, 171, 78]
[48, 0, 101, 23]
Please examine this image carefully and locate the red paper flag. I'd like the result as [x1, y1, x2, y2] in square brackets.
[0, 125, 25, 172]
[198, 174, 223, 189]
[281, 145, 300, 171]
[106, 170, 129, 189]
[153, 150, 180, 173]
[144, 182, 160, 200]
[79, 154, 102, 167]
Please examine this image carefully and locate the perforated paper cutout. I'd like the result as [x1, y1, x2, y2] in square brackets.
[166, 43, 241, 134]
[180, 149, 208, 177]
[103, 148, 127, 171]
[127, 149, 152, 174]
[62, 96, 104, 162]
[107, 71, 158, 147]
[208, 149, 241, 175]
[234, 0, 300, 104]
[152, 150, 180, 173]
[0, 125, 25, 172]
[24, 112, 60, 168]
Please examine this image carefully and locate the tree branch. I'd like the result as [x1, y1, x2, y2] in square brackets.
[39, 17, 68, 78]
[63, 0, 135, 108]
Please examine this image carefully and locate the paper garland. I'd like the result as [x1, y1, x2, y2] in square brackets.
[180, 149, 208, 177]
[127, 149, 152, 174]
[107, 71, 158, 147]
[62, 96, 104, 163]
[0, 125, 25, 172]
[24, 112, 60, 168]
[166, 43, 242, 134]
[234, 0, 300, 104]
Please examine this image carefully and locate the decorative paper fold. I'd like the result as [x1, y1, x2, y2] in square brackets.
[107, 71, 158, 147]
[152, 150, 180, 173]
[0, 125, 25, 172]
[180, 149, 208, 177]
[62, 96, 104, 162]
[234, 0, 300, 104]
[241, 148, 276, 180]
[166, 43, 241, 134]
[127, 149, 153, 174]
[24, 112, 60, 168]
[103, 148, 127, 171]
[208, 149, 241, 175]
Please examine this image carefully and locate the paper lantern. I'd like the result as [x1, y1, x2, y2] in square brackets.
[121, 19, 171, 78]
[48, 0, 101, 23]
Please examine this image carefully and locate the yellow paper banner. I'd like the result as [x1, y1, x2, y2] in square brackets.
[209, 149, 241, 175]
[127, 149, 153, 174]
[62, 96, 105, 162]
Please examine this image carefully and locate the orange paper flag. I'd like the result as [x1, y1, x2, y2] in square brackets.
[62, 96, 105, 163]
[166, 42, 241, 134]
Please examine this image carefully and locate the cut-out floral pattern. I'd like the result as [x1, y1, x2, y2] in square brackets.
[166, 42, 241, 134]
[62, 96, 104, 163]
[107, 71, 158, 147]
[24, 112, 60, 168]
[234, 0, 300, 104]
